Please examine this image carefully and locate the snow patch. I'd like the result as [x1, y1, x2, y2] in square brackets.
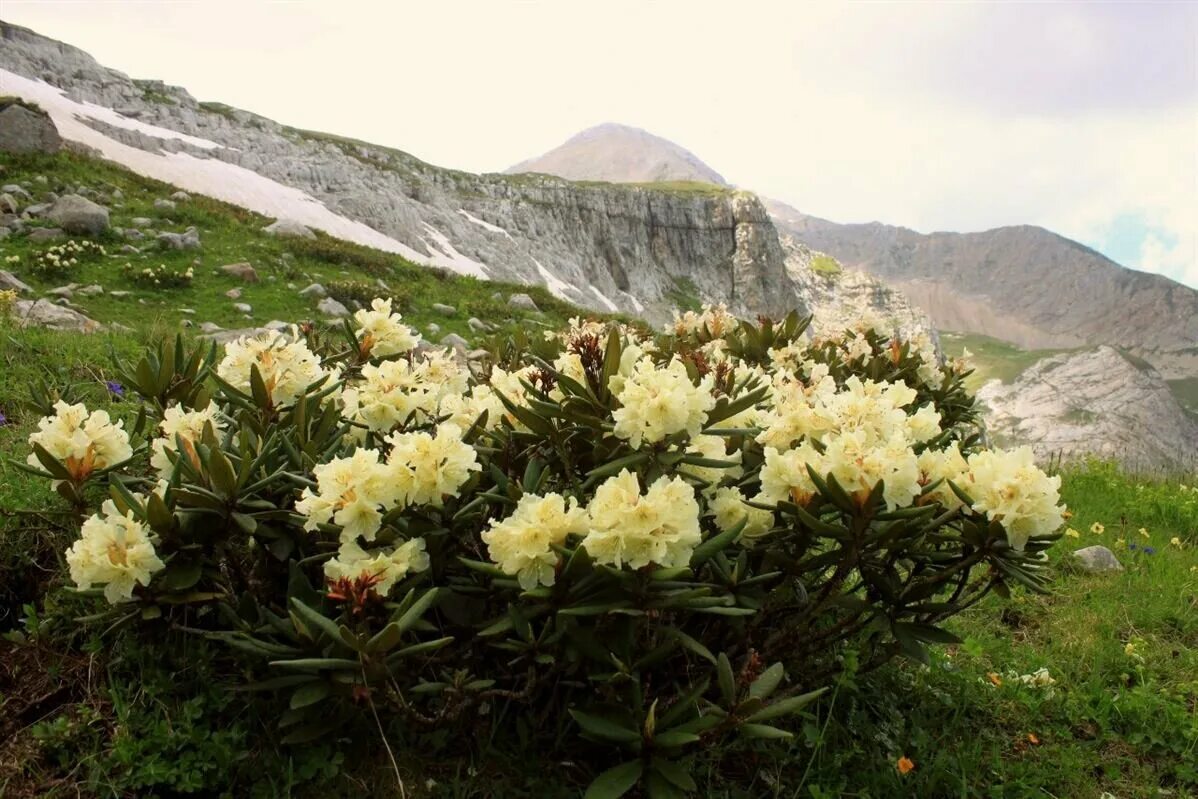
[0, 70, 486, 275]
[620, 291, 645, 313]
[457, 209, 513, 240]
[532, 258, 580, 301]
[589, 285, 620, 312]
[420, 224, 490, 279]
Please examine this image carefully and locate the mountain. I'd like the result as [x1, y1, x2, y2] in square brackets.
[506, 123, 728, 186]
[0, 22, 801, 324]
[767, 199, 1198, 381]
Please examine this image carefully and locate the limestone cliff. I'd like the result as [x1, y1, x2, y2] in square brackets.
[0, 21, 804, 324]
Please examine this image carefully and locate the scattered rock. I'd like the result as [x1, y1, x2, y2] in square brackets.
[46, 194, 109, 235]
[27, 227, 64, 243]
[0, 269, 32, 294]
[263, 219, 315, 239]
[232, 302, 252, 314]
[0, 193, 18, 214]
[47, 284, 77, 298]
[507, 293, 539, 312]
[0, 102, 62, 154]
[432, 302, 456, 316]
[225, 288, 243, 300]
[179, 308, 196, 315]
[23, 202, 48, 216]
[0, 228, 9, 242]
[154, 198, 176, 211]
[119, 244, 140, 254]
[298, 283, 326, 298]
[170, 190, 191, 202]
[1071, 546, 1124, 574]
[440, 333, 470, 352]
[124, 229, 143, 241]
[111, 188, 123, 200]
[76, 284, 104, 296]
[0, 185, 30, 199]
[157, 226, 201, 250]
[108, 290, 131, 298]
[12, 298, 100, 332]
[467, 349, 490, 361]
[264, 320, 290, 332]
[199, 322, 224, 334]
[467, 317, 489, 333]
[426, 322, 441, 335]
[220, 262, 258, 282]
[317, 297, 350, 318]
[131, 217, 153, 227]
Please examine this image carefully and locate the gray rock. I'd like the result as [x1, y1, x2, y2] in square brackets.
[124, 229, 143, 241]
[12, 298, 100, 332]
[0, 269, 32, 293]
[108, 290, 131, 298]
[426, 322, 440, 335]
[0, 193, 18, 214]
[131, 217, 153, 226]
[199, 322, 223, 334]
[45, 194, 109, 235]
[0, 103, 62, 154]
[157, 226, 201, 250]
[153, 198, 176, 211]
[0, 227, 9, 241]
[220, 261, 258, 282]
[467, 348, 491, 361]
[490, 291, 504, 302]
[507, 293, 539, 312]
[467, 317, 489, 333]
[119, 244, 140, 254]
[264, 320, 290, 331]
[111, 188, 123, 200]
[47, 284, 78, 298]
[440, 333, 470, 351]
[263, 219, 315, 239]
[23, 202, 48, 216]
[179, 308, 196, 315]
[232, 302, 252, 314]
[432, 302, 456, 316]
[317, 297, 350, 317]
[298, 283, 326, 298]
[225, 288, 242, 299]
[170, 190, 190, 201]
[1071, 546, 1124, 574]
[76, 284, 104, 296]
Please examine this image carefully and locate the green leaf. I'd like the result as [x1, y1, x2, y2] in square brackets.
[716, 653, 736, 706]
[689, 517, 746, 568]
[289, 597, 346, 647]
[651, 758, 697, 792]
[289, 681, 331, 709]
[652, 731, 699, 749]
[748, 663, 785, 701]
[739, 723, 793, 740]
[583, 760, 644, 799]
[745, 687, 827, 722]
[570, 710, 641, 744]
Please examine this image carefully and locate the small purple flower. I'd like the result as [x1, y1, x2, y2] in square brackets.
[1128, 543, 1138, 551]
[1143, 546, 1156, 556]
[0, 409, 7, 427]
[105, 380, 125, 398]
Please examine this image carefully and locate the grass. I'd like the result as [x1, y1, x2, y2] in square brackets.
[940, 331, 1067, 392]
[808, 254, 842, 276]
[0, 150, 599, 341]
[1169, 377, 1198, 416]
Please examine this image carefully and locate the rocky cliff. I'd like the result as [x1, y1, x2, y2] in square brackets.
[978, 346, 1198, 470]
[768, 199, 1198, 381]
[0, 22, 804, 323]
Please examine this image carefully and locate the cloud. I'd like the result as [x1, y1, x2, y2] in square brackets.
[3, 0, 1195, 288]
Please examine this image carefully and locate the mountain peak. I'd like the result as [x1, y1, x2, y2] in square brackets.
[505, 123, 727, 186]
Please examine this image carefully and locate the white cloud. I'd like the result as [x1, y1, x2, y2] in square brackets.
[3, 0, 1195, 287]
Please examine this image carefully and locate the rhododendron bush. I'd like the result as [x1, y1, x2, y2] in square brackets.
[23, 300, 1066, 797]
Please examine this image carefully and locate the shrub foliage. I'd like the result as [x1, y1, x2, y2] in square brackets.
[19, 301, 1066, 797]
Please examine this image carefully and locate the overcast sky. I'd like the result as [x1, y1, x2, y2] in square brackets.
[5, 1, 1197, 288]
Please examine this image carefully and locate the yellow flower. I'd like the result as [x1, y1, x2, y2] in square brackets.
[1114, 537, 1126, 549]
[1065, 528, 1080, 539]
[1090, 522, 1105, 534]
[896, 756, 915, 775]
[1138, 527, 1150, 539]
[1124, 642, 1137, 656]
[1170, 537, 1183, 548]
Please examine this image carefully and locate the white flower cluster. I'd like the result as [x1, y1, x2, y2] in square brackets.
[612, 357, 716, 448]
[150, 401, 224, 477]
[33, 239, 105, 273]
[671, 303, 738, 338]
[66, 499, 165, 604]
[482, 470, 702, 588]
[27, 400, 132, 482]
[343, 349, 469, 435]
[216, 329, 329, 407]
[353, 298, 419, 358]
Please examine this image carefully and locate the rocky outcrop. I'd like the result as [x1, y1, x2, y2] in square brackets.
[782, 236, 929, 336]
[0, 22, 805, 324]
[768, 199, 1198, 381]
[0, 98, 61, 153]
[12, 298, 101, 332]
[978, 346, 1198, 471]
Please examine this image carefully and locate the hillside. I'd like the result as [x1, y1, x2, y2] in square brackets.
[505, 122, 728, 186]
[0, 21, 803, 324]
[768, 199, 1198, 381]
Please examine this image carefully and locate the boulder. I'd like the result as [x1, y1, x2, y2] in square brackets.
[12, 298, 100, 332]
[298, 283, 326, 298]
[1, 184, 30, 200]
[220, 262, 258, 282]
[170, 191, 191, 202]
[1071, 546, 1124, 574]
[317, 297, 350, 318]
[154, 198, 176, 211]
[0, 103, 62, 154]
[432, 302, 456, 316]
[0, 269, 32, 294]
[27, 227, 64, 244]
[45, 194, 109, 235]
[507, 293, 539, 312]
[263, 219, 315, 239]
[157, 226, 201, 250]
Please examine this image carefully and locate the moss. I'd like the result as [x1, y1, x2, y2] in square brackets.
[809, 253, 843, 275]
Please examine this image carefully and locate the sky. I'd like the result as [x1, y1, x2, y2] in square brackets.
[4, 1, 1197, 289]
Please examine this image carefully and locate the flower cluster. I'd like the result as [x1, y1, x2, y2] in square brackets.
[353, 297, 419, 358]
[27, 400, 132, 482]
[611, 357, 715, 447]
[216, 329, 329, 407]
[121, 262, 194, 288]
[65, 500, 165, 603]
[672, 302, 738, 338]
[31, 239, 106, 278]
[150, 401, 224, 477]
